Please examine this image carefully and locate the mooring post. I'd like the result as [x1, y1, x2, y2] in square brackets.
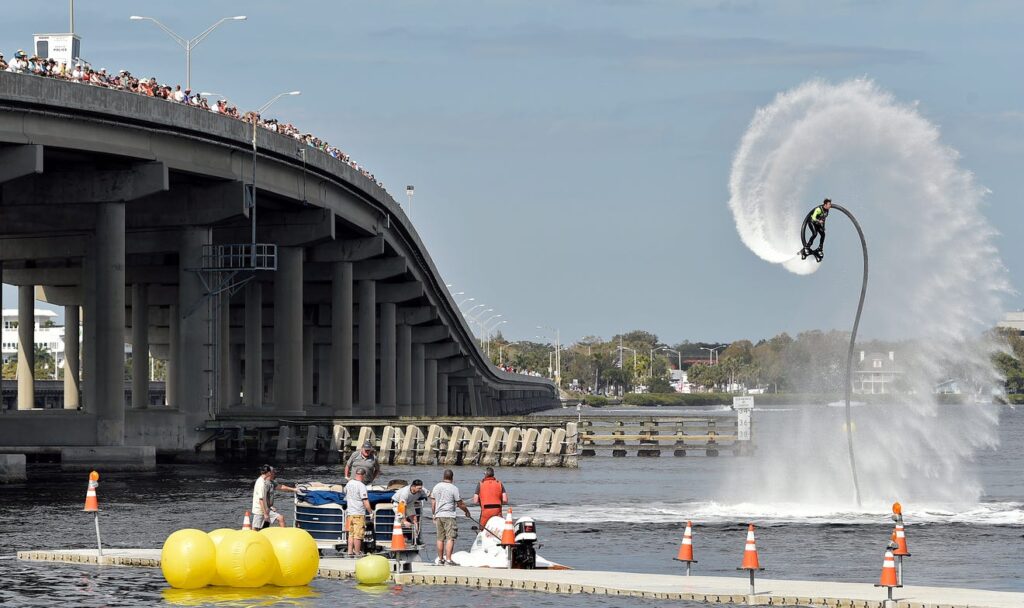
[94, 512, 103, 557]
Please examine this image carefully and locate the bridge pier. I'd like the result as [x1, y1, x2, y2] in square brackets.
[274, 246, 303, 412]
[177, 227, 212, 443]
[330, 261, 354, 416]
[63, 305, 80, 409]
[17, 285, 35, 410]
[357, 279, 376, 416]
[131, 282, 149, 410]
[379, 301, 397, 416]
[412, 343, 425, 416]
[91, 202, 127, 446]
[397, 323, 412, 415]
[244, 281, 263, 408]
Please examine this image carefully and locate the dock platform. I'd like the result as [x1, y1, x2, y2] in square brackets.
[17, 548, 1024, 608]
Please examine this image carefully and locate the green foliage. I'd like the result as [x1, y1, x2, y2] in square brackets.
[623, 392, 732, 406]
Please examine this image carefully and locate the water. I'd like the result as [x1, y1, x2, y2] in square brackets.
[2, 405, 1022, 607]
[726, 79, 1009, 506]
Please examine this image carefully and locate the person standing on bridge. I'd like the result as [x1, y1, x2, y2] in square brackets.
[251, 464, 297, 529]
[344, 441, 380, 486]
[471, 467, 509, 526]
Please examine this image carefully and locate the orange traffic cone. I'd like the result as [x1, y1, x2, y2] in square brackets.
[673, 520, 697, 576]
[242, 510, 252, 530]
[82, 470, 100, 512]
[500, 508, 516, 546]
[740, 524, 761, 570]
[892, 524, 910, 556]
[390, 503, 408, 550]
[877, 549, 900, 587]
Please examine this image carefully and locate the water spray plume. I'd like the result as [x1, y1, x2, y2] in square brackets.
[725, 79, 1008, 511]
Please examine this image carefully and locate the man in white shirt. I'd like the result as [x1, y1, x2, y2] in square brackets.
[430, 469, 472, 565]
[344, 468, 373, 557]
[251, 464, 296, 529]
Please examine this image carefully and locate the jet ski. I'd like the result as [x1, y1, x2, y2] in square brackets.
[450, 515, 569, 569]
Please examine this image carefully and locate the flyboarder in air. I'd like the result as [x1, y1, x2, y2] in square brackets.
[800, 198, 832, 262]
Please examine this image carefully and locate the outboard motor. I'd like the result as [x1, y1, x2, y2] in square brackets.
[510, 516, 537, 569]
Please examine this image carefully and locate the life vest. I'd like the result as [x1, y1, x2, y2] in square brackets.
[478, 477, 504, 509]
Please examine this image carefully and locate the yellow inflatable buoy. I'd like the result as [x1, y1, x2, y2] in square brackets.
[354, 554, 390, 585]
[260, 527, 320, 586]
[215, 529, 278, 588]
[162, 584, 316, 606]
[161, 529, 217, 589]
[205, 528, 234, 586]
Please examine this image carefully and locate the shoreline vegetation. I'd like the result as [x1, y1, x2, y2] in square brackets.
[567, 392, 1018, 407]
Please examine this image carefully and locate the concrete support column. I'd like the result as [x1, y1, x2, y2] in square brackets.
[303, 325, 314, 407]
[228, 343, 242, 408]
[424, 359, 438, 417]
[316, 344, 329, 405]
[330, 262, 353, 415]
[94, 202, 126, 445]
[274, 247, 304, 412]
[378, 302, 397, 416]
[167, 303, 178, 407]
[217, 292, 232, 411]
[244, 281, 263, 408]
[397, 324, 412, 415]
[357, 280, 376, 415]
[177, 227, 211, 432]
[467, 377, 479, 416]
[17, 285, 35, 410]
[63, 305, 80, 409]
[411, 343, 425, 416]
[131, 283, 149, 409]
[438, 373, 449, 416]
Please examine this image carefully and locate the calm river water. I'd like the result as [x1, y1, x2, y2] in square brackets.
[1, 404, 1021, 607]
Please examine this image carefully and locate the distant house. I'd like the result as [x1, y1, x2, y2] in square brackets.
[854, 351, 903, 394]
[1, 309, 66, 372]
[998, 311, 1024, 336]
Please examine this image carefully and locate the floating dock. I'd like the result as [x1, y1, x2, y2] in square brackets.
[17, 548, 1024, 608]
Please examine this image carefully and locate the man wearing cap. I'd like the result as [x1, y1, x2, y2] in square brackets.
[344, 440, 380, 486]
[344, 467, 373, 557]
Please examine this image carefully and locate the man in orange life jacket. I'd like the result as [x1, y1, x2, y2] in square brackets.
[471, 467, 509, 526]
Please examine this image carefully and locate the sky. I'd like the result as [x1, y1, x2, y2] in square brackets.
[2, 1, 1023, 345]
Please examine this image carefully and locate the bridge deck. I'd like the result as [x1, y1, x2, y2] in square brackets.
[18, 548, 1024, 608]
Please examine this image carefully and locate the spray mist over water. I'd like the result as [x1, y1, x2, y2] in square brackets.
[723, 79, 1008, 514]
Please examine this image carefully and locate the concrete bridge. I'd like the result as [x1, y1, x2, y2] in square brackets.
[0, 72, 557, 464]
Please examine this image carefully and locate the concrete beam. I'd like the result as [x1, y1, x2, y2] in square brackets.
[412, 325, 450, 343]
[0, 235, 88, 260]
[353, 257, 406, 281]
[127, 231, 188, 255]
[217, 208, 334, 247]
[127, 181, 246, 227]
[36, 285, 82, 305]
[301, 281, 423, 304]
[0, 204, 95, 236]
[3, 266, 79, 286]
[399, 306, 437, 325]
[425, 342, 462, 359]
[2, 161, 168, 204]
[308, 236, 384, 263]
[0, 144, 43, 184]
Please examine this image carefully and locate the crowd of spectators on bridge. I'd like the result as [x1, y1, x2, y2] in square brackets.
[496, 364, 545, 377]
[1, 49, 384, 190]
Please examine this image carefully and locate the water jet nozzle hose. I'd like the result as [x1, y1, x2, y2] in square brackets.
[829, 204, 866, 507]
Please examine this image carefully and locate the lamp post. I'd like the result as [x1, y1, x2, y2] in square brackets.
[129, 15, 246, 90]
[536, 325, 561, 389]
[458, 297, 475, 308]
[484, 320, 507, 357]
[700, 345, 726, 364]
[619, 346, 637, 390]
[405, 185, 415, 219]
[245, 91, 300, 262]
[499, 341, 521, 366]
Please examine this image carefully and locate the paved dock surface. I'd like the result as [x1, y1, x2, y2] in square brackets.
[18, 548, 1024, 608]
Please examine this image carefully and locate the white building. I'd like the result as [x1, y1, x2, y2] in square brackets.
[854, 351, 903, 394]
[1, 308, 67, 373]
[998, 311, 1024, 336]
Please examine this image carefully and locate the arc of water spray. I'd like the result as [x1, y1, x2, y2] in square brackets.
[830, 203, 865, 507]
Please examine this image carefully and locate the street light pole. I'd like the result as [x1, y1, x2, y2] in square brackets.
[129, 15, 247, 90]
[247, 91, 300, 262]
[406, 185, 415, 219]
